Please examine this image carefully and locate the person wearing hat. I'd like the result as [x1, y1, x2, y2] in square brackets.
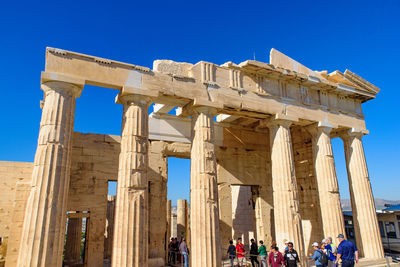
[322, 238, 336, 267]
[310, 242, 328, 267]
[179, 237, 189, 267]
[335, 234, 358, 267]
[283, 239, 289, 253]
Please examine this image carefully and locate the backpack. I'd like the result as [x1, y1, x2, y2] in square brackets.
[318, 250, 328, 265]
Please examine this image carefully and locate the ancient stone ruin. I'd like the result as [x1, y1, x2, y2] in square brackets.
[0, 47, 385, 266]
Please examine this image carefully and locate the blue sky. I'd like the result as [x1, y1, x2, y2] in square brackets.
[1, 0, 399, 204]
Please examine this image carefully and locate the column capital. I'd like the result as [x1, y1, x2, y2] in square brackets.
[265, 113, 298, 129]
[115, 85, 158, 105]
[41, 72, 85, 97]
[306, 121, 336, 136]
[115, 93, 152, 106]
[339, 128, 369, 140]
[41, 81, 83, 98]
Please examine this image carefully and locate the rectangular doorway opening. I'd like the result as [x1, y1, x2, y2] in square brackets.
[231, 185, 259, 251]
[166, 157, 190, 265]
[64, 211, 90, 266]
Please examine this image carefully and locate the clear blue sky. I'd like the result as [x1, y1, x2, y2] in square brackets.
[1, 0, 399, 204]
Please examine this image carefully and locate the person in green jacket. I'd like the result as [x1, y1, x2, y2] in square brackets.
[258, 240, 268, 267]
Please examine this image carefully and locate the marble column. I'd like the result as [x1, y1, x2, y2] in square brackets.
[64, 217, 82, 264]
[112, 94, 150, 267]
[177, 199, 187, 240]
[166, 199, 171, 263]
[17, 81, 82, 267]
[190, 106, 221, 267]
[104, 195, 116, 261]
[267, 119, 306, 263]
[167, 200, 171, 240]
[308, 124, 345, 239]
[342, 130, 384, 259]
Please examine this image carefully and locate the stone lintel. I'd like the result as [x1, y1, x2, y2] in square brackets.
[193, 98, 223, 110]
[67, 212, 90, 218]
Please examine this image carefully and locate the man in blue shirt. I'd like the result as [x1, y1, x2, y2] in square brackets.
[335, 234, 359, 267]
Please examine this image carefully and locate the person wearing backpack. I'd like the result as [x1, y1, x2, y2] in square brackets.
[310, 242, 328, 267]
[227, 240, 236, 267]
[322, 238, 336, 267]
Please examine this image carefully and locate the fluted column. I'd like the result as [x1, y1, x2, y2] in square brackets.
[308, 124, 345, 238]
[104, 195, 116, 261]
[167, 199, 171, 240]
[267, 119, 306, 263]
[342, 130, 384, 259]
[64, 217, 82, 264]
[177, 199, 188, 240]
[112, 94, 150, 267]
[190, 106, 221, 267]
[17, 81, 82, 267]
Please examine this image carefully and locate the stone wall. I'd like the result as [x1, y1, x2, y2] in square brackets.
[0, 161, 33, 267]
[0, 162, 33, 238]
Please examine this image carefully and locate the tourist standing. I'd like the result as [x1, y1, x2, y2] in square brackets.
[250, 239, 259, 267]
[236, 237, 247, 266]
[284, 240, 289, 253]
[227, 240, 236, 267]
[268, 246, 284, 267]
[322, 238, 336, 267]
[326, 237, 338, 266]
[168, 238, 174, 264]
[283, 242, 300, 267]
[310, 242, 328, 267]
[170, 238, 179, 264]
[334, 234, 358, 267]
[258, 241, 268, 267]
[179, 238, 189, 267]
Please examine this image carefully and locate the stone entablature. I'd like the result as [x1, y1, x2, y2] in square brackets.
[43, 47, 377, 132]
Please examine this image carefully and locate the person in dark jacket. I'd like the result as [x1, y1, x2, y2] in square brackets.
[227, 240, 236, 267]
[250, 239, 259, 267]
[284, 242, 300, 267]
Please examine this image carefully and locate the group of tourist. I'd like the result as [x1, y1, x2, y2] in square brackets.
[167, 237, 189, 267]
[226, 234, 358, 267]
[227, 238, 299, 267]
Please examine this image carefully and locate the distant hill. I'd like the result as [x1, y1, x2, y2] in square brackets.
[341, 198, 400, 211]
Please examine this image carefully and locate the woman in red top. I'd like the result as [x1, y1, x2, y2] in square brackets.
[268, 246, 284, 267]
